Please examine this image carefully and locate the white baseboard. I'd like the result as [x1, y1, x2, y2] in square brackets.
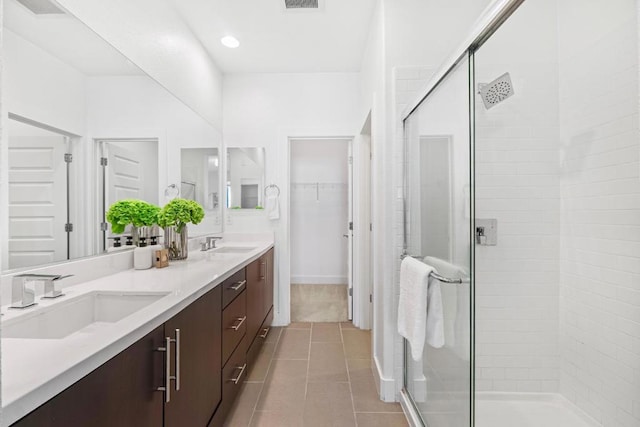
[372, 355, 397, 402]
[290, 276, 348, 285]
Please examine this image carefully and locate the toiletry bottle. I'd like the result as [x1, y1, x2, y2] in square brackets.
[149, 236, 163, 265]
[107, 236, 126, 253]
[134, 237, 153, 270]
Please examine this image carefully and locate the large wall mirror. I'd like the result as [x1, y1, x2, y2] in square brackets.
[226, 147, 266, 210]
[1, 0, 222, 271]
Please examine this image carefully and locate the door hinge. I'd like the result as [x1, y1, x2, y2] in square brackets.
[369, 294, 373, 303]
[349, 221, 353, 231]
[348, 156, 353, 164]
[65, 223, 74, 232]
[370, 223, 372, 231]
[349, 288, 353, 297]
[100, 222, 108, 232]
[64, 153, 73, 163]
[100, 157, 108, 166]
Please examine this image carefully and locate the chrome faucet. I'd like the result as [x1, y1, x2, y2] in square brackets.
[10, 274, 73, 309]
[201, 236, 222, 251]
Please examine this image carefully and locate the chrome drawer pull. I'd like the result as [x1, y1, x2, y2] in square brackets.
[230, 316, 247, 331]
[229, 280, 246, 291]
[156, 337, 172, 402]
[229, 363, 247, 384]
[174, 329, 181, 391]
[259, 327, 270, 339]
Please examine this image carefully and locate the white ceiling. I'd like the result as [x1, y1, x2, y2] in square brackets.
[169, 0, 377, 74]
[5, 0, 143, 76]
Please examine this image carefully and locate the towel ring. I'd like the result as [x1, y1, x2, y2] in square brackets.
[264, 184, 280, 197]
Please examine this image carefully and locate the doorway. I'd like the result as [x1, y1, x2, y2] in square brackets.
[289, 138, 351, 322]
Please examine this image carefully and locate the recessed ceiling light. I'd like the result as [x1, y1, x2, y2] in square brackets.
[220, 36, 240, 49]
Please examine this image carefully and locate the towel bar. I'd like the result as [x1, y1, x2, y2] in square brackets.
[400, 254, 470, 284]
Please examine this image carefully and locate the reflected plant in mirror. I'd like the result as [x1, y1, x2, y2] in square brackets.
[226, 147, 266, 209]
[106, 199, 160, 234]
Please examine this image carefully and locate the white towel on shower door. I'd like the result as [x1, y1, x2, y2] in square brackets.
[398, 257, 444, 361]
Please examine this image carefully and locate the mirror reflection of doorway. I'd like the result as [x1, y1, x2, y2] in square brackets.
[97, 139, 158, 250]
[5, 117, 72, 270]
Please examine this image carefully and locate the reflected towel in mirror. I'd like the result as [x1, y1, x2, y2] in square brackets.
[266, 194, 280, 220]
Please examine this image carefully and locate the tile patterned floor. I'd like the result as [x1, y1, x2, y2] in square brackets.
[225, 322, 409, 427]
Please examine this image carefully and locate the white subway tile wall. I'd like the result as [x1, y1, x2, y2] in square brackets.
[558, 2, 640, 425]
[474, 0, 562, 394]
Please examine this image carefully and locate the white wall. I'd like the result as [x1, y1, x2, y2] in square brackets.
[474, 0, 562, 394]
[290, 139, 349, 285]
[558, 1, 640, 425]
[56, 0, 223, 131]
[222, 72, 360, 325]
[3, 29, 86, 135]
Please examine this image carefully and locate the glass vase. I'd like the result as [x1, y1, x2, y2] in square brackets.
[164, 225, 188, 260]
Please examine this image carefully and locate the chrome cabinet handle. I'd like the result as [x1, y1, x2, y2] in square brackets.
[260, 261, 266, 280]
[259, 327, 270, 339]
[229, 363, 247, 384]
[229, 280, 246, 291]
[174, 329, 181, 391]
[156, 337, 172, 403]
[230, 316, 247, 331]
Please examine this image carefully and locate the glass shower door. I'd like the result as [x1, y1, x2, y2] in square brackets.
[403, 56, 474, 427]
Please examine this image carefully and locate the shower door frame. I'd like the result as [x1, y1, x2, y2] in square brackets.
[399, 0, 526, 426]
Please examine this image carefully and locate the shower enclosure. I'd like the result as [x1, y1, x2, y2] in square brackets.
[401, 0, 640, 426]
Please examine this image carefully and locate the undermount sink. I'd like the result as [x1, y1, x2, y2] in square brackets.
[212, 246, 256, 254]
[2, 291, 169, 340]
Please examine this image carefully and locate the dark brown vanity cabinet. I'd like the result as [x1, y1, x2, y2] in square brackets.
[12, 325, 166, 427]
[12, 247, 275, 427]
[13, 287, 222, 427]
[245, 248, 275, 366]
[164, 286, 222, 427]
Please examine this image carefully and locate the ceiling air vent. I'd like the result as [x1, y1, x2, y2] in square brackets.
[16, 0, 65, 15]
[284, 0, 319, 9]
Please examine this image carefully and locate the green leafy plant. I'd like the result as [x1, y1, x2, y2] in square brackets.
[106, 200, 160, 234]
[157, 198, 205, 233]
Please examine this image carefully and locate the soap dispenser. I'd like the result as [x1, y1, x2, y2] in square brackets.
[134, 237, 153, 270]
[107, 236, 126, 253]
[149, 236, 163, 264]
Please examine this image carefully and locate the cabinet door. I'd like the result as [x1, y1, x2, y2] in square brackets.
[263, 248, 274, 319]
[164, 286, 222, 427]
[246, 256, 265, 344]
[13, 325, 165, 427]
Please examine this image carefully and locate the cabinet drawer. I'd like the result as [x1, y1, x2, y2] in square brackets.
[222, 269, 247, 308]
[247, 306, 274, 367]
[221, 343, 247, 420]
[222, 290, 246, 364]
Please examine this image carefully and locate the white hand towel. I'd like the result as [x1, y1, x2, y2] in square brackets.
[423, 256, 466, 348]
[425, 279, 445, 349]
[266, 194, 280, 220]
[398, 257, 434, 361]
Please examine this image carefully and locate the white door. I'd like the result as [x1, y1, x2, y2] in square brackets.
[105, 143, 144, 206]
[347, 142, 354, 320]
[8, 135, 68, 269]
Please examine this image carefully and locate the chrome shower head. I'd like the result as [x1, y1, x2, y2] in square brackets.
[478, 72, 514, 109]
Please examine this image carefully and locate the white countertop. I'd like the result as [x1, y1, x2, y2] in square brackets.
[1, 240, 273, 426]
